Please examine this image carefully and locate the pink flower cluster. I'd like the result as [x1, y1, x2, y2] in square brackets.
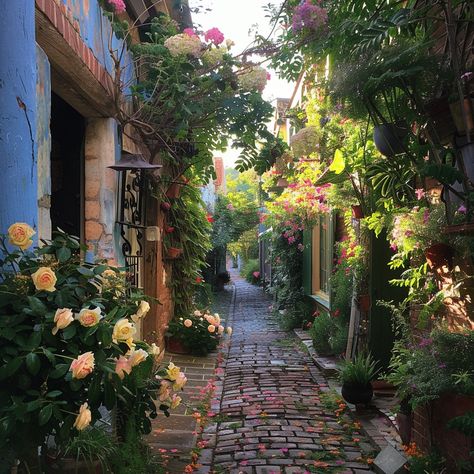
[205, 27, 225, 45]
[292, 0, 328, 34]
[107, 0, 126, 13]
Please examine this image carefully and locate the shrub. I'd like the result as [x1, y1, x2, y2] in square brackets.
[310, 312, 335, 355]
[241, 259, 260, 284]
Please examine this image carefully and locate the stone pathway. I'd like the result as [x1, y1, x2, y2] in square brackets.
[200, 274, 376, 474]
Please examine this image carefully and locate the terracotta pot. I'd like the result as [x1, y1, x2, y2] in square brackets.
[424, 243, 454, 269]
[449, 97, 474, 134]
[358, 294, 371, 312]
[166, 182, 182, 199]
[351, 205, 364, 219]
[166, 247, 183, 259]
[373, 122, 408, 156]
[165, 336, 189, 355]
[341, 382, 373, 405]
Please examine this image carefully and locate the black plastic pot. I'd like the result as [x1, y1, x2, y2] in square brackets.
[373, 122, 408, 156]
[341, 382, 373, 405]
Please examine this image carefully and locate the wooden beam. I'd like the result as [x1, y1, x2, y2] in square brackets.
[35, 7, 116, 118]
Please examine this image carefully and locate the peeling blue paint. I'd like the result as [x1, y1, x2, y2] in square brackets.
[0, 3, 37, 235]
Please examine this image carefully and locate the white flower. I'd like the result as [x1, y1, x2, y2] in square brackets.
[164, 34, 202, 57]
[237, 66, 268, 92]
[290, 126, 321, 157]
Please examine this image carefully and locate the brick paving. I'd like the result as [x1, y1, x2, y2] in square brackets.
[201, 273, 376, 474]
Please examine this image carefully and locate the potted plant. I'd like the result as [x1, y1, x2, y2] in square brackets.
[165, 310, 228, 356]
[338, 353, 379, 405]
[373, 121, 409, 157]
[43, 425, 116, 473]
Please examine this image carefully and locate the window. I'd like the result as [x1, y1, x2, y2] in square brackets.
[311, 214, 333, 306]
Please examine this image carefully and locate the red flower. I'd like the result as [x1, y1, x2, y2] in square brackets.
[206, 214, 214, 223]
[165, 226, 175, 233]
[196, 277, 203, 284]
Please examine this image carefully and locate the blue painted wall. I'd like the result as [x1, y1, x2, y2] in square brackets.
[0, 3, 38, 236]
[63, 0, 134, 87]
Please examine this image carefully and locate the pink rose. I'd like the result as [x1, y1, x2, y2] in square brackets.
[70, 352, 95, 379]
[115, 355, 132, 379]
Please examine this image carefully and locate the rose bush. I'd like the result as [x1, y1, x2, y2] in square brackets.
[0, 226, 185, 469]
[166, 310, 230, 356]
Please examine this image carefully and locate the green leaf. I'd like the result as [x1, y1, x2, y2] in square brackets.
[38, 404, 53, 426]
[46, 390, 63, 398]
[26, 353, 41, 375]
[27, 296, 47, 315]
[329, 149, 345, 174]
[77, 267, 94, 277]
[56, 246, 71, 263]
[62, 324, 77, 340]
[49, 363, 70, 379]
[0, 358, 23, 379]
[104, 381, 116, 410]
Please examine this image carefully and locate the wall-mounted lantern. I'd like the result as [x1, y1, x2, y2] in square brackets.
[108, 152, 162, 288]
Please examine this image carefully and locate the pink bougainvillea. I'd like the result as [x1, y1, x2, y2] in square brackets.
[204, 27, 225, 45]
[292, 0, 328, 34]
[107, 0, 126, 14]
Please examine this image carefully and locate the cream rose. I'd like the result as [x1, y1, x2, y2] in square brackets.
[183, 319, 193, 328]
[208, 324, 216, 333]
[226, 327, 233, 336]
[77, 307, 102, 327]
[8, 223, 35, 250]
[73, 402, 92, 431]
[115, 355, 132, 379]
[52, 308, 74, 335]
[218, 325, 225, 335]
[112, 318, 136, 349]
[159, 380, 172, 402]
[70, 352, 95, 379]
[128, 348, 148, 367]
[131, 300, 151, 323]
[173, 372, 187, 391]
[166, 362, 181, 381]
[31, 267, 57, 292]
[193, 310, 202, 317]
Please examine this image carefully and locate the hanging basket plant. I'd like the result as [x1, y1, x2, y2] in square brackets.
[373, 122, 409, 157]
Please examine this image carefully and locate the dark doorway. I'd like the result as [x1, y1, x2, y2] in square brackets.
[50, 92, 85, 239]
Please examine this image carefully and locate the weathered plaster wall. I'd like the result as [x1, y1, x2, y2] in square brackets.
[84, 118, 120, 262]
[36, 46, 52, 242]
[0, 3, 38, 235]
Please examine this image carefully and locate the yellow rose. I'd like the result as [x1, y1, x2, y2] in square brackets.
[208, 324, 216, 333]
[112, 318, 136, 349]
[8, 223, 35, 250]
[102, 269, 116, 279]
[183, 319, 193, 328]
[73, 403, 92, 431]
[70, 352, 95, 379]
[226, 326, 233, 336]
[149, 343, 164, 363]
[31, 267, 57, 292]
[166, 362, 181, 381]
[77, 307, 102, 327]
[52, 308, 74, 335]
[173, 372, 187, 391]
[115, 355, 132, 379]
[214, 313, 221, 325]
[128, 348, 148, 367]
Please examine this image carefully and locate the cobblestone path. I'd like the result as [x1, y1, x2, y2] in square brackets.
[203, 275, 375, 474]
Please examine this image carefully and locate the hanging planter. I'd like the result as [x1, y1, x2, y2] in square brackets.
[424, 243, 454, 270]
[165, 247, 183, 259]
[373, 122, 408, 156]
[351, 205, 364, 219]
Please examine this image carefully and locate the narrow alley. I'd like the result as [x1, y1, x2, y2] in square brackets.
[197, 273, 375, 473]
